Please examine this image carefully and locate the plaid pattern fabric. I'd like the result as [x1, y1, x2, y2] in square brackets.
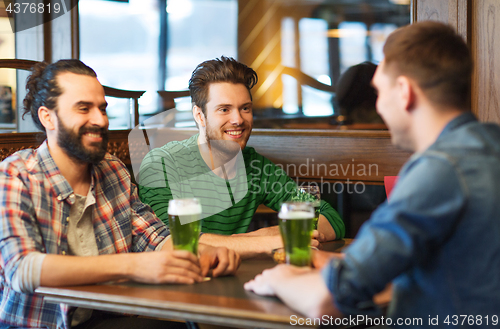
[0, 141, 169, 328]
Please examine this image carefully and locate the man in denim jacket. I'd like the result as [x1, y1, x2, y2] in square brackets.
[245, 21, 500, 326]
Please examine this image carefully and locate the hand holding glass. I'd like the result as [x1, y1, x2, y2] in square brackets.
[168, 198, 202, 255]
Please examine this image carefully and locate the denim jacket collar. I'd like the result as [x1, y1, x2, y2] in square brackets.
[436, 112, 477, 141]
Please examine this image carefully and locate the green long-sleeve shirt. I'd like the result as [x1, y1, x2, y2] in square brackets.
[138, 134, 345, 238]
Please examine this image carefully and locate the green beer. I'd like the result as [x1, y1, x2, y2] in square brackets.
[168, 199, 202, 255]
[278, 202, 314, 266]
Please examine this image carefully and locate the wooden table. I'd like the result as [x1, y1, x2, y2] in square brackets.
[36, 240, 352, 329]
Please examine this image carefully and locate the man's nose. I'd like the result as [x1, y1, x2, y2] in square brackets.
[89, 107, 108, 127]
[229, 109, 244, 125]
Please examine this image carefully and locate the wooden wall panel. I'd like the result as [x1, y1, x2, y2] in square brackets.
[448, 0, 470, 41]
[471, 0, 500, 123]
[414, 0, 469, 42]
[0, 131, 131, 164]
[137, 128, 411, 184]
[248, 130, 411, 184]
[415, 0, 450, 23]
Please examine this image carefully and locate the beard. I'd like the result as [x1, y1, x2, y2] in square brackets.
[205, 120, 247, 163]
[56, 114, 109, 165]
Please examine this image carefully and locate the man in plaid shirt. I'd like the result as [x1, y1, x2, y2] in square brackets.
[0, 59, 240, 329]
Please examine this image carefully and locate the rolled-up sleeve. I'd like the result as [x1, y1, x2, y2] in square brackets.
[11, 252, 46, 293]
[130, 182, 171, 252]
[322, 154, 467, 315]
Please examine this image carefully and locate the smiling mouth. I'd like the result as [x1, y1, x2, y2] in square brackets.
[84, 132, 102, 139]
[225, 130, 244, 137]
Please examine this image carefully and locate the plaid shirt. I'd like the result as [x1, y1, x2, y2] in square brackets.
[0, 141, 170, 329]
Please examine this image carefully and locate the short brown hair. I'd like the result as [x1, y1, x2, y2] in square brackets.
[188, 56, 258, 115]
[383, 21, 472, 111]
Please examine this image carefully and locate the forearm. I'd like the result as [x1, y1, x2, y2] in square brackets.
[199, 233, 282, 259]
[318, 201, 345, 240]
[318, 215, 336, 241]
[40, 253, 136, 287]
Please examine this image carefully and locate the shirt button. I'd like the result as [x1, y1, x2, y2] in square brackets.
[62, 251, 66, 255]
[57, 195, 62, 201]
[66, 217, 70, 222]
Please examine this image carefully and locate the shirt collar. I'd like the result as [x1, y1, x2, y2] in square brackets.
[36, 141, 96, 204]
[436, 112, 477, 141]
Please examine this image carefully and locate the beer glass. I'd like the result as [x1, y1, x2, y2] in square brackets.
[278, 202, 315, 266]
[291, 185, 321, 229]
[168, 198, 202, 255]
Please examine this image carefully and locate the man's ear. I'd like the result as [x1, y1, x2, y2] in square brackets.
[396, 76, 416, 113]
[38, 106, 56, 131]
[193, 105, 206, 127]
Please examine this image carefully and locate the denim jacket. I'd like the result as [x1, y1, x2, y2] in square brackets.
[323, 113, 500, 326]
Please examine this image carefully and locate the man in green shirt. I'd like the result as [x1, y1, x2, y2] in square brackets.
[138, 57, 344, 258]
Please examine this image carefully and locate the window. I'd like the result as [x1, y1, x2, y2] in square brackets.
[79, 0, 238, 129]
[0, 3, 16, 132]
[80, 0, 160, 129]
[79, 0, 410, 129]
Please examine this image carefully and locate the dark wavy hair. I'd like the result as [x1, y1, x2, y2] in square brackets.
[188, 56, 258, 115]
[23, 59, 97, 133]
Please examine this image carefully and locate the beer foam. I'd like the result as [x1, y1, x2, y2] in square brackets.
[168, 202, 202, 216]
[278, 210, 314, 220]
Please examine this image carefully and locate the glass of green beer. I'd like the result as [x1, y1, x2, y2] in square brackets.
[278, 202, 315, 267]
[168, 198, 202, 255]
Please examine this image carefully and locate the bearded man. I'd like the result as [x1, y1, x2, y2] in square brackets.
[0, 59, 239, 329]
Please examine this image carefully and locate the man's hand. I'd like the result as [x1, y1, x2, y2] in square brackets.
[311, 230, 327, 249]
[244, 264, 341, 318]
[312, 249, 344, 269]
[244, 264, 312, 296]
[198, 244, 241, 277]
[129, 249, 204, 284]
[244, 264, 342, 318]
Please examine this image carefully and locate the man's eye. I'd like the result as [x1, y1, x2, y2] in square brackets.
[220, 108, 229, 112]
[243, 107, 252, 112]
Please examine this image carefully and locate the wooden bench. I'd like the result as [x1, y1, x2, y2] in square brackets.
[0, 127, 410, 238]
